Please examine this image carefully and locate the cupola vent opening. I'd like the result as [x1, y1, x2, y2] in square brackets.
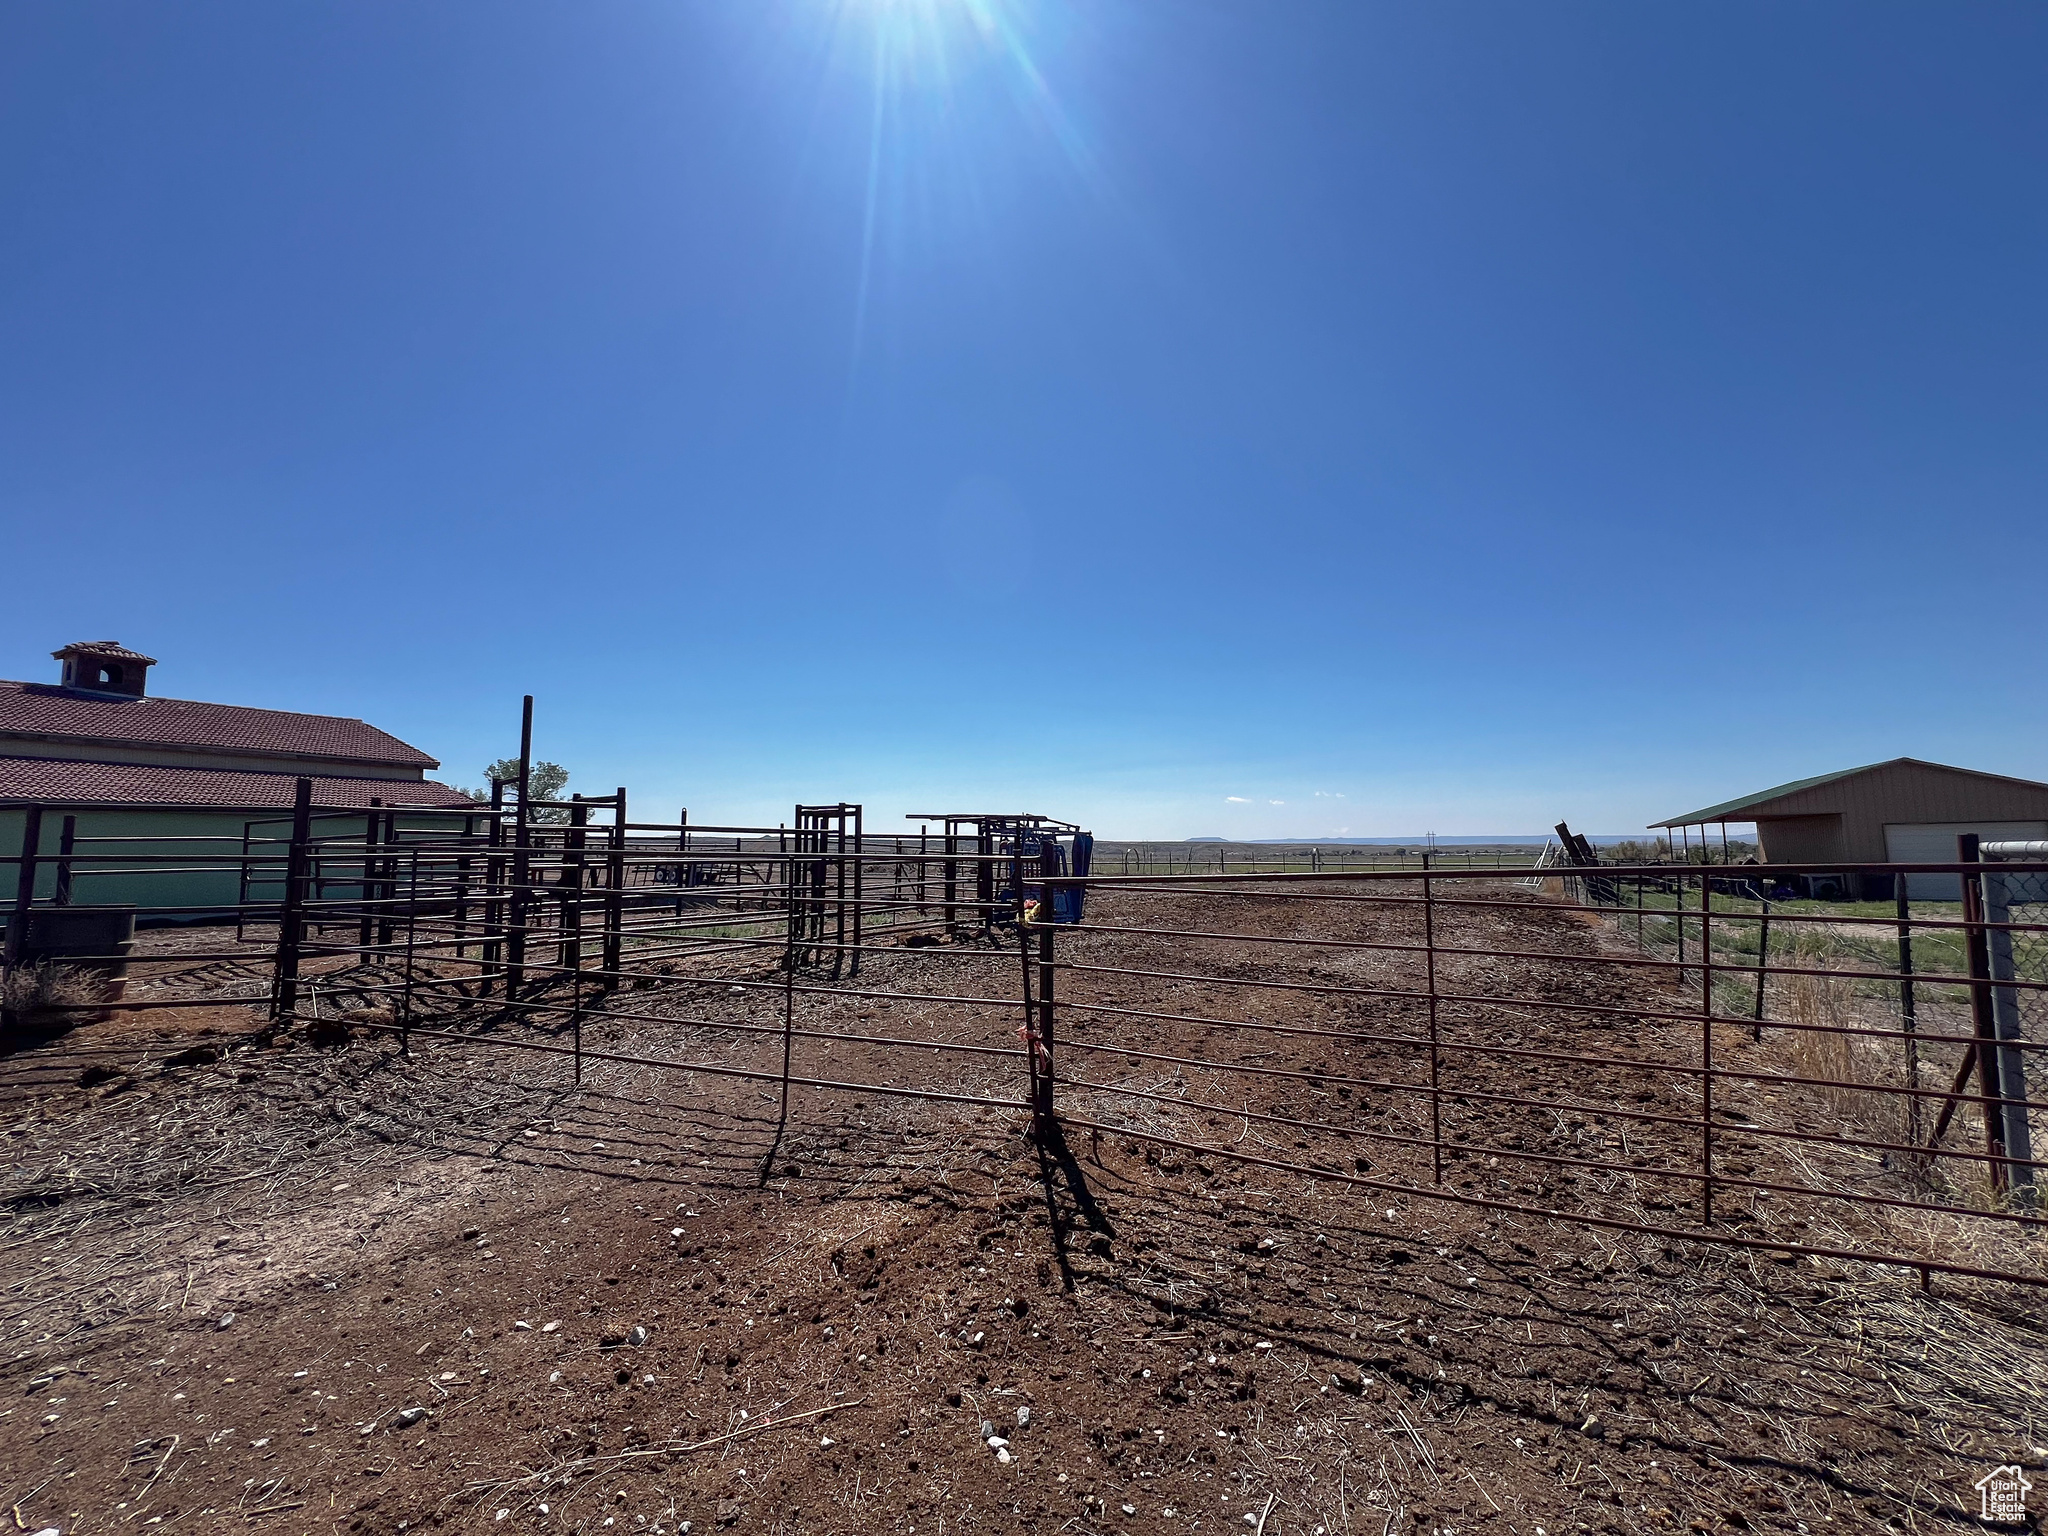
[52, 640, 158, 698]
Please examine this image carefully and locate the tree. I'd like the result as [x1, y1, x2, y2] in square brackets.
[459, 759, 571, 822]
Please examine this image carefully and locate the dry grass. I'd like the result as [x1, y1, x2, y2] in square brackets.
[1744, 971, 2048, 1273]
[0, 960, 110, 1024]
[1783, 973, 1905, 1129]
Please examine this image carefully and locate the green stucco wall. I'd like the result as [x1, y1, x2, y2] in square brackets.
[0, 806, 471, 922]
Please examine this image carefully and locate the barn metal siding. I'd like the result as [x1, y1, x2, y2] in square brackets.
[1753, 814, 1846, 863]
[1745, 761, 2048, 863]
[1884, 821, 2048, 899]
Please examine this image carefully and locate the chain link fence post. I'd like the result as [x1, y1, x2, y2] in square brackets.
[1979, 842, 2040, 1202]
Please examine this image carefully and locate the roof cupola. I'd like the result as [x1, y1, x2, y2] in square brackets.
[52, 641, 157, 698]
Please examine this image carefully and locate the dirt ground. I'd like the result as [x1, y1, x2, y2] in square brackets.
[0, 884, 2042, 1536]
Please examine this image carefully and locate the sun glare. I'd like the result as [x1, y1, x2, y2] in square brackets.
[809, 0, 1100, 367]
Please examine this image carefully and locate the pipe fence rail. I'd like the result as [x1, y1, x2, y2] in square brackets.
[5, 749, 2045, 1292]
[1034, 854, 2048, 1290]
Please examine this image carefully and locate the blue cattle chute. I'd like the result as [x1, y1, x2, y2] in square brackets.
[1050, 832, 1092, 922]
[912, 811, 1092, 929]
[1013, 829, 1091, 924]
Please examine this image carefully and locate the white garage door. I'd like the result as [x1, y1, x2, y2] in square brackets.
[1885, 822, 2048, 900]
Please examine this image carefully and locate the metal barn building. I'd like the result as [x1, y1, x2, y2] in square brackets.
[1655, 757, 2048, 899]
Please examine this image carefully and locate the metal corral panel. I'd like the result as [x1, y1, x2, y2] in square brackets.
[0, 805, 445, 919]
[1885, 820, 2048, 900]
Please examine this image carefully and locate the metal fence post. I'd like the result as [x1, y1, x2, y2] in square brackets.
[779, 863, 797, 1120]
[1751, 892, 1771, 1038]
[375, 803, 397, 949]
[811, 825, 828, 970]
[271, 779, 313, 1023]
[563, 795, 588, 975]
[1700, 868, 1715, 1224]
[357, 801, 381, 954]
[684, 811, 700, 921]
[1423, 852, 1442, 1185]
[400, 846, 418, 1056]
[481, 778, 505, 998]
[5, 807, 42, 942]
[1896, 877, 1922, 1144]
[978, 824, 997, 941]
[918, 824, 930, 913]
[1035, 881, 1059, 1139]
[834, 807, 849, 980]
[852, 804, 864, 978]
[604, 787, 626, 981]
[508, 696, 534, 999]
[236, 820, 255, 943]
[1959, 834, 2011, 1193]
[943, 824, 959, 937]
[1979, 851, 2037, 1199]
[52, 815, 76, 909]
[1674, 868, 1686, 987]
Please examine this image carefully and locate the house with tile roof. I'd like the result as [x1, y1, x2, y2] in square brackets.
[2, 642, 476, 917]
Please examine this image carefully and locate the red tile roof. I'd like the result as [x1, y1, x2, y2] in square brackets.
[52, 641, 157, 664]
[0, 757, 478, 811]
[0, 680, 439, 769]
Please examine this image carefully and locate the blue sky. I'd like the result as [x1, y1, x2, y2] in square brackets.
[3, 1, 2044, 838]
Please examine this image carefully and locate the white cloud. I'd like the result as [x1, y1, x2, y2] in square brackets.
[1269, 799, 1285, 805]
[1225, 795, 1250, 803]
[1314, 791, 1346, 800]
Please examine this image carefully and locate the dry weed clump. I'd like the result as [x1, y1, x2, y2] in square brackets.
[1782, 970, 1953, 1191]
[1783, 972, 1911, 1132]
[1763, 971, 2048, 1269]
[0, 960, 110, 1026]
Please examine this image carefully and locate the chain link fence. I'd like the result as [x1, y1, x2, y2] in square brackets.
[1983, 842, 2047, 1196]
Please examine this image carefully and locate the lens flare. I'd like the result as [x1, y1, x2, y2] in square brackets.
[809, 0, 1102, 369]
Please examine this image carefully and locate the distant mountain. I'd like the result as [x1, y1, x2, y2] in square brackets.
[1249, 836, 1551, 846]
[1147, 835, 1645, 847]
